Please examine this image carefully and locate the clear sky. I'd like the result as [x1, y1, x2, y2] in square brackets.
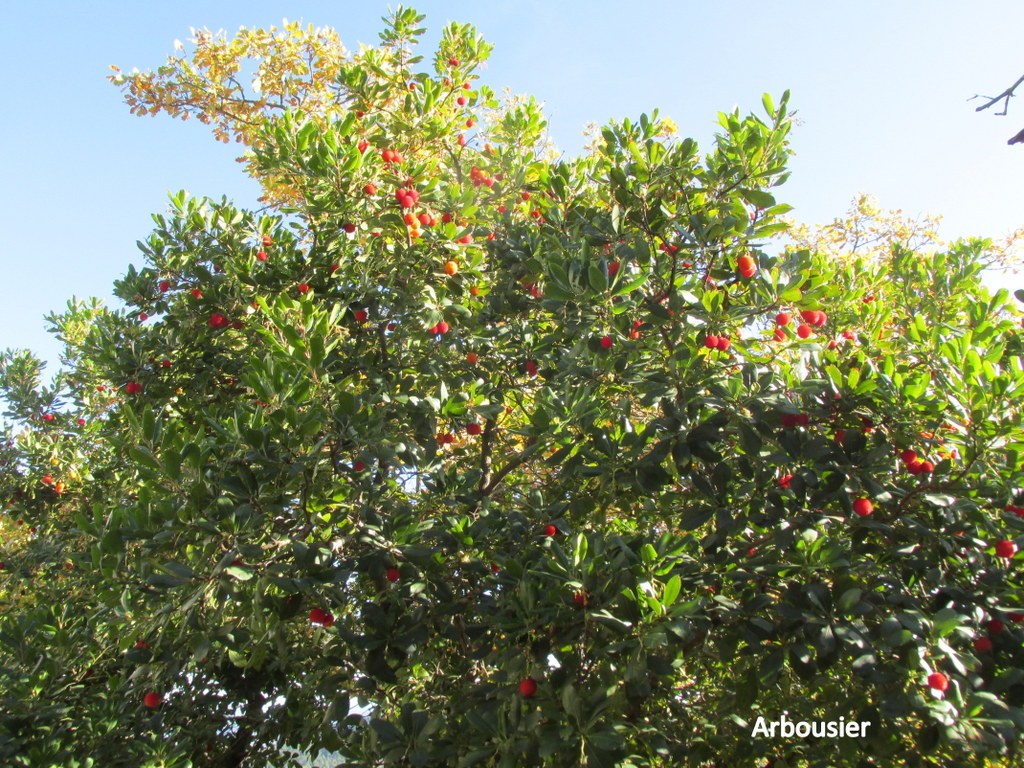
[2, 1, 1022, 374]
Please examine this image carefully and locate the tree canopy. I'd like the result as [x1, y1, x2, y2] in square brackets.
[3, 8, 1024, 767]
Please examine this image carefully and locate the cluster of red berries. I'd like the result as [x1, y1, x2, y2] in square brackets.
[208, 312, 230, 330]
[428, 320, 450, 335]
[395, 186, 419, 208]
[899, 449, 934, 475]
[404, 211, 437, 228]
[469, 166, 495, 187]
[704, 334, 731, 352]
[522, 281, 542, 299]
[780, 413, 810, 428]
[309, 607, 335, 627]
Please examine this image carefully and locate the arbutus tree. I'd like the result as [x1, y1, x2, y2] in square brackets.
[2, 8, 1024, 767]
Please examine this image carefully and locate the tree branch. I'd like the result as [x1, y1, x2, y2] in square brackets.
[973, 73, 1024, 115]
[972, 73, 1024, 144]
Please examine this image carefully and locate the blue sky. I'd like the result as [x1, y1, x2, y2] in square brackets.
[2, 1, 1022, 373]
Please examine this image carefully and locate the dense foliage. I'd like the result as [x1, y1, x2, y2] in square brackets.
[2, 9, 1024, 767]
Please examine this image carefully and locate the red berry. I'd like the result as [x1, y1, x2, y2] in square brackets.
[573, 591, 588, 607]
[919, 460, 934, 473]
[343, 222, 356, 233]
[354, 310, 368, 322]
[973, 636, 993, 653]
[778, 474, 794, 489]
[143, 691, 162, 708]
[544, 524, 557, 537]
[607, 261, 621, 278]
[773, 328, 786, 342]
[796, 324, 812, 339]
[852, 497, 873, 517]
[995, 539, 1017, 558]
[297, 283, 310, 294]
[715, 336, 731, 351]
[900, 450, 918, 464]
[191, 289, 203, 299]
[125, 382, 143, 395]
[262, 235, 273, 247]
[357, 139, 369, 153]
[159, 280, 170, 292]
[927, 672, 949, 691]
[386, 567, 400, 583]
[737, 254, 757, 277]
[436, 321, 450, 335]
[600, 335, 614, 349]
[353, 461, 365, 473]
[525, 360, 538, 377]
[780, 413, 808, 428]
[518, 677, 538, 697]
[456, 96, 467, 106]
[466, 422, 483, 436]
[448, 57, 460, 67]
[776, 313, 791, 326]
[704, 335, 719, 349]
[988, 618, 1006, 634]
[256, 250, 268, 261]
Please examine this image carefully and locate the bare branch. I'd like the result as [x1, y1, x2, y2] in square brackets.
[972, 73, 1024, 115]
[971, 72, 1024, 144]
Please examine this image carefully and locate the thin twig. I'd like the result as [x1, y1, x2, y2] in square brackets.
[972, 73, 1024, 115]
